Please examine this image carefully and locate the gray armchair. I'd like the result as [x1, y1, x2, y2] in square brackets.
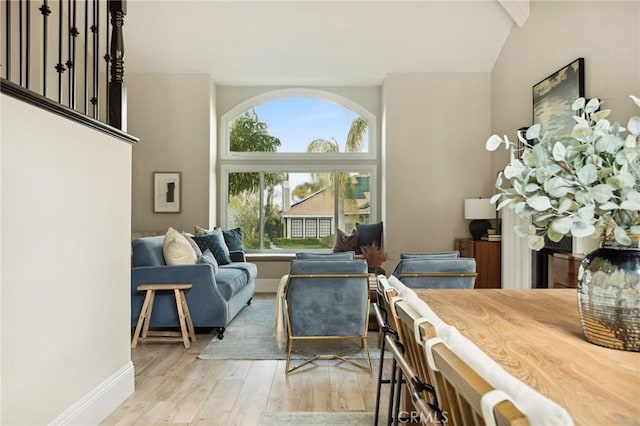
[284, 259, 371, 373]
[392, 256, 477, 289]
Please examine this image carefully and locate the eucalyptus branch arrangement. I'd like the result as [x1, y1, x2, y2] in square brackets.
[486, 96, 640, 250]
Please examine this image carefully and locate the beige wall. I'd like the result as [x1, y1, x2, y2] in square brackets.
[382, 72, 493, 268]
[490, 0, 640, 177]
[1, 95, 133, 424]
[128, 73, 214, 234]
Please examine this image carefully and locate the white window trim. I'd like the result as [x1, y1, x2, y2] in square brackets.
[219, 88, 377, 162]
[219, 88, 378, 252]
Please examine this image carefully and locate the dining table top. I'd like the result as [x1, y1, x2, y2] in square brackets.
[414, 288, 640, 426]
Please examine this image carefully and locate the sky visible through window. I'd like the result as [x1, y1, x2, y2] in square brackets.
[252, 97, 360, 153]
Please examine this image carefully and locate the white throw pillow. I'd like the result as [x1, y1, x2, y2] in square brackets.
[163, 227, 197, 265]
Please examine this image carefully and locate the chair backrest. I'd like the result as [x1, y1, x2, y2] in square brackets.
[377, 275, 401, 332]
[286, 259, 369, 337]
[429, 341, 529, 426]
[395, 258, 477, 289]
[131, 236, 166, 267]
[295, 251, 355, 260]
[400, 251, 460, 260]
[393, 300, 448, 422]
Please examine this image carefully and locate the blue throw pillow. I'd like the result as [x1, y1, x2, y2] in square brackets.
[356, 221, 383, 253]
[197, 249, 219, 273]
[219, 227, 244, 252]
[192, 229, 231, 265]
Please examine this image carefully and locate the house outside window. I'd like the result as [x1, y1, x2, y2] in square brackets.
[219, 89, 377, 252]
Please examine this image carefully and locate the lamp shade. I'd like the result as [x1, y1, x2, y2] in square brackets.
[464, 198, 496, 220]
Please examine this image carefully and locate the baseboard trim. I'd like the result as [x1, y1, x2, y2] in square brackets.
[49, 361, 135, 425]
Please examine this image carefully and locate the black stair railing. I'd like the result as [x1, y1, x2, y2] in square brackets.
[1, 0, 127, 132]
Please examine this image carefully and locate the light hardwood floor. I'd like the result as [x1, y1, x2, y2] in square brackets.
[102, 330, 389, 425]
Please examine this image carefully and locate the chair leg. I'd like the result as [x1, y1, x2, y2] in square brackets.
[392, 367, 404, 426]
[374, 330, 388, 426]
[387, 357, 398, 426]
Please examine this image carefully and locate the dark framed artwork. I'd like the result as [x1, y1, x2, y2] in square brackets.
[532, 58, 585, 136]
[153, 172, 181, 213]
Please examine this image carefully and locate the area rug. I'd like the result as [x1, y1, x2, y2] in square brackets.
[198, 295, 383, 360]
[258, 411, 375, 426]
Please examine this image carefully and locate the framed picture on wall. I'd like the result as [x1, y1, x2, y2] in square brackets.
[153, 172, 181, 213]
[532, 58, 585, 136]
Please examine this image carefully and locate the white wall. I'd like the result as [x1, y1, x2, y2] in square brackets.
[382, 72, 493, 267]
[1, 95, 134, 424]
[128, 73, 214, 233]
[491, 0, 640, 178]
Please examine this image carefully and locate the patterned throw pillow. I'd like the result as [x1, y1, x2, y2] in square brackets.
[192, 229, 232, 265]
[219, 227, 243, 252]
[333, 228, 358, 253]
[163, 227, 197, 265]
[197, 249, 219, 273]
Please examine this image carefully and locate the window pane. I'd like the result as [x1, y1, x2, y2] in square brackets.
[227, 172, 260, 249]
[338, 172, 371, 232]
[291, 219, 303, 239]
[319, 219, 332, 238]
[230, 98, 369, 154]
[305, 219, 318, 238]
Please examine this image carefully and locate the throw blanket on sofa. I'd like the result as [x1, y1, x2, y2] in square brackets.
[273, 274, 289, 349]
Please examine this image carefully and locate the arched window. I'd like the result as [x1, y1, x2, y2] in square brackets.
[220, 89, 377, 252]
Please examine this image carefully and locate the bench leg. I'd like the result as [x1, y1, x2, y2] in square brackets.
[180, 290, 196, 343]
[132, 289, 154, 348]
[174, 289, 191, 348]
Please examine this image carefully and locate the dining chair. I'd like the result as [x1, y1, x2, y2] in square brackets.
[393, 299, 447, 425]
[283, 259, 371, 374]
[425, 337, 529, 426]
[373, 277, 403, 425]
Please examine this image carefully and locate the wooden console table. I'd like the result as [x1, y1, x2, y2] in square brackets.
[414, 289, 639, 425]
[455, 238, 501, 288]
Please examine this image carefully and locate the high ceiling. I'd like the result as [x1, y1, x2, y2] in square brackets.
[125, 1, 517, 85]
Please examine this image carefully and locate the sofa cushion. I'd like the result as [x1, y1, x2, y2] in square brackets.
[132, 236, 166, 267]
[215, 267, 251, 300]
[198, 249, 219, 273]
[192, 229, 232, 265]
[183, 232, 203, 257]
[220, 262, 258, 282]
[163, 227, 197, 265]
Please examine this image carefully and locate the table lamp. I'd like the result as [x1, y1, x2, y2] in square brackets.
[464, 198, 496, 240]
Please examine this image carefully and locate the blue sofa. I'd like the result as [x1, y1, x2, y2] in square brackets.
[131, 236, 256, 339]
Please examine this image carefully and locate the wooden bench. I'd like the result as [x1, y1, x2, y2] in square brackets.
[131, 283, 196, 349]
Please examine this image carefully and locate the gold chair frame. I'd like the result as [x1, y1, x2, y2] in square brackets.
[283, 273, 372, 374]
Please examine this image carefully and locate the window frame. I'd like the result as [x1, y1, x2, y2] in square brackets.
[218, 89, 378, 253]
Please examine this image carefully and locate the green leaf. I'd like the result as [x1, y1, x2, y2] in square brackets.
[486, 134, 504, 151]
[490, 193, 502, 204]
[572, 126, 592, 141]
[628, 116, 640, 136]
[590, 184, 614, 203]
[551, 216, 573, 235]
[620, 191, 640, 210]
[514, 225, 532, 238]
[577, 164, 598, 184]
[571, 98, 586, 111]
[630, 225, 640, 234]
[614, 227, 632, 245]
[631, 95, 640, 109]
[591, 110, 611, 122]
[527, 196, 552, 211]
[544, 177, 571, 198]
[547, 228, 565, 242]
[528, 235, 545, 251]
[585, 98, 601, 114]
[524, 183, 540, 193]
[571, 221, 596, 238]
[552, 142, 566, 161]
[598, 202, 619, 210]
[526, 124, 541, 140]
[497, 198, 512, 210]
[557, 198, 573, 213]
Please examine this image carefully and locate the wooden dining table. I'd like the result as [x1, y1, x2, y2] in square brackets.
[414, 288, 640, 426]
